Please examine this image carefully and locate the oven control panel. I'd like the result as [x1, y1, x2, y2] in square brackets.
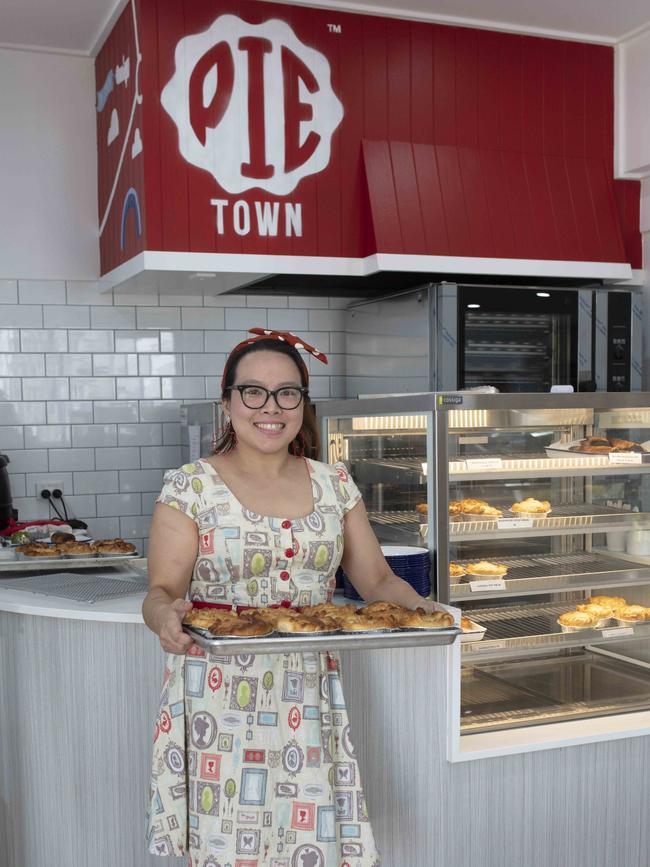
[607, 293, 631, 392]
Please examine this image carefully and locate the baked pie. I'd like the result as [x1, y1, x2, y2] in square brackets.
[398, 608, 454, 629]
[465, 560, 508, 577]
[93, 538, 136, 554]
[588, 595, 627, 609]
[59, 540, 95, 556]
[510, 498, 551, 514]
[558, 611, 597, 628]
[183, 607, 234, 630]
[448, 501, 462, 516]
[339, 615, 394, 631]
[276, 615, 333, 633]
[16, 542, 59, 557]
[614, 604, 648, 622]
[480, 505, 503, 518]
[210, 617, 272, 637]
[460, 498, 490, 515]
[449, 562, 466, 578]
[576, 603, 613, 620]
[416, 503, 428, 515]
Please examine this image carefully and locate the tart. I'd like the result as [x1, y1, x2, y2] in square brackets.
[59, 540, 95, 556]
[184, 608, 233, 630]
[576, 603, 614, 620]
[588, 595, 627, 609]
[398, 608, 454, 629]
[16, 543, 59, 557]
[339, 616, 394, 632]
[449, 562, 466, 578]
[510, 498, 551, 515]
[465, 560, 508, 577]
[480, 505, 503, 518]
[210, 618, 272, 637]
[460, 498, 489, 515]
[614, 605, 648, 622]
[93, 538, 136, 555]
[275, 615, 333, 633]
[558, 611, 597, 629]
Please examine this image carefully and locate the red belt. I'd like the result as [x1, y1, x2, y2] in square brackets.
[192, 600, 294, 614]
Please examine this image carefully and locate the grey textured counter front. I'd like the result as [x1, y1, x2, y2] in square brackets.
[2, 604, 650, 866]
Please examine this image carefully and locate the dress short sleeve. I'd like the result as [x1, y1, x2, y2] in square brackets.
[332, 461, 363, 516]
[155, 462, 203, 522]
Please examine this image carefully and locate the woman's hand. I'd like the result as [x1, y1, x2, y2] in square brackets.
[158, 599, 194, 654]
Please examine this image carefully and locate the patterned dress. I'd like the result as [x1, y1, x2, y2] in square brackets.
[147, 457, 381, 867]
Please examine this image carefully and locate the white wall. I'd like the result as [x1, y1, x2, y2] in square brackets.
[617, 30, 650, 178]
[0, 278, 350, 552]
[0, 48, 99, 280]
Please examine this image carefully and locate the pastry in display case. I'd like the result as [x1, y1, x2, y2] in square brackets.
[317, 393, 650, 740]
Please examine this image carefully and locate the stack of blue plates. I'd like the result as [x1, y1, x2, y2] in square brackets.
[341, 545, 431, 601]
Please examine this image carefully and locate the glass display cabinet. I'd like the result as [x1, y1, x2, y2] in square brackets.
[317, 393, 650, 739]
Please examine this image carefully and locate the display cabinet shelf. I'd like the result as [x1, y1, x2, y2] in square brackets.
[449, 455, 650, 481]
[449, 504, 649, 542]
[462, 601, 650, 661]
[449, 552, 650, 600]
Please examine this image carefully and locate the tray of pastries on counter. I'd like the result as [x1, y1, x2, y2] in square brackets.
[183, 600, 461, 651]
[557, 595, 650, 632]
[460, 616, 487, 643]
[11, 537, 138, 561]
[546, 435, 650, 458]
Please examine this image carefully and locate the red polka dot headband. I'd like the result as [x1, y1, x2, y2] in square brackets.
[221, 327, 329, 391]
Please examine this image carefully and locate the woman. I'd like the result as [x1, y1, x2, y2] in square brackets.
[143, 328, 439, 866]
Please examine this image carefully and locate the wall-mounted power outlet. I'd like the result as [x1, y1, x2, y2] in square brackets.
[33, 478, 65, 498]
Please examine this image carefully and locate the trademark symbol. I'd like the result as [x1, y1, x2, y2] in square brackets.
[327, 23, 342, 33]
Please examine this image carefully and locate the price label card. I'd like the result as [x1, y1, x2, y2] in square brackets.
[469, 579, 506, 592]
[464, 458, 504, 471]
[601, 626, 634, 638]
[469, 639, 506, 650]
[608, 452, 642, 466]
[497, 517, 534, 530]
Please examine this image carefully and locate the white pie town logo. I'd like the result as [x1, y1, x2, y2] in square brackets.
[161, 15, 344, 198]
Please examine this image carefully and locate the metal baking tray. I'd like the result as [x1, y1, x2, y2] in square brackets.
[0, 554, 144, 573]
[0, 570, 148, 603]
[183, 624, 461, 654]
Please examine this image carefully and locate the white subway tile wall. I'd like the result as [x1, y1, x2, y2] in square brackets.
[0, 279, 355, 552]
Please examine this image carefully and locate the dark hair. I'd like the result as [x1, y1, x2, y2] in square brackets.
[213, 338, 321, 459]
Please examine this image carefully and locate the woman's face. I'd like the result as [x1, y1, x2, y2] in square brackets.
[223, 350, 305, 456]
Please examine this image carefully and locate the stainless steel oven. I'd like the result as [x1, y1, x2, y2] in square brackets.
[345, 284, 641, 396]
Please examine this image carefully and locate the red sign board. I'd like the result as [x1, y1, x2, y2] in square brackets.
[96, 0, 640, 277]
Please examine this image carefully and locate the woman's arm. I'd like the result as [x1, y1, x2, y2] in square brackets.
[142, 502, 199, 654]
[340, 499, 442, 612]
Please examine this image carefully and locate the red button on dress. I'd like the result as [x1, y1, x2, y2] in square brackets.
[281, 520, 292, 529]
[280, 570, 290, 580]
[285, 548, 294, 558]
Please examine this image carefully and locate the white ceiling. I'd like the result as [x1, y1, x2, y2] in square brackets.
[0, 0, 649, 56]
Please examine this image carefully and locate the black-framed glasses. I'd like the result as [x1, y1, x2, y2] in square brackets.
[227, 384, 308, 410]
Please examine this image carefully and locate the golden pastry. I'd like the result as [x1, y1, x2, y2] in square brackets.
[461, 616, 477, 631]
[276, 615, 332, 633]
[511, 498, 551, 514]
[576, 603, 613, 620]
[465, 560, 508, 577]
[398, 609, 454, 629]
[93, 538, 136, 554]
[449, 562, 466, 578]
[210, 618, 272, 637]
[558, 611, 597, 628]
[183, 608, 232, 629]
[358, 601, 404, 617]
[588, 595, 627, 609]
[16, 542, 58, 557]
[448, 501, 462, 516]
[614, 605, 648, 622]
[460, 498, 489, 514]
[58, 540, 95, 555]
[416, 503, 428, 515]
[480, 505, 503, 518]
[339, 616, 393, 631]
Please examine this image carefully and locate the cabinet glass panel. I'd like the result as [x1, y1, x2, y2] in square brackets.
[326, 413, 429, 547]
